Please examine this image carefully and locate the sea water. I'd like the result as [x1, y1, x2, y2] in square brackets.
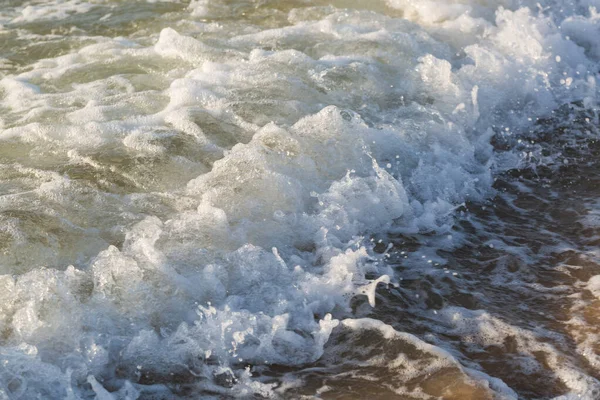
[0, 0, 599, 398]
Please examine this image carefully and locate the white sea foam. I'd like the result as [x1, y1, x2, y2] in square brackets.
[0, 0, 599, 398]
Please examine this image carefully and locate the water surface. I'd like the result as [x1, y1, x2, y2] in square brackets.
[0, 0, 599, 398]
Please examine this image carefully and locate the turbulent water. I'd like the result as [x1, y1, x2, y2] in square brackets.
[0, 0, 599, 398]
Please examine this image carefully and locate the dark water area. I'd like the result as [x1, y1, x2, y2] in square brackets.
[354, 116, 600, 399]
[246, 112, 600, 400]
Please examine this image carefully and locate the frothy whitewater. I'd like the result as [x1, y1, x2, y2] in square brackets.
[0, 0, 599, 399]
